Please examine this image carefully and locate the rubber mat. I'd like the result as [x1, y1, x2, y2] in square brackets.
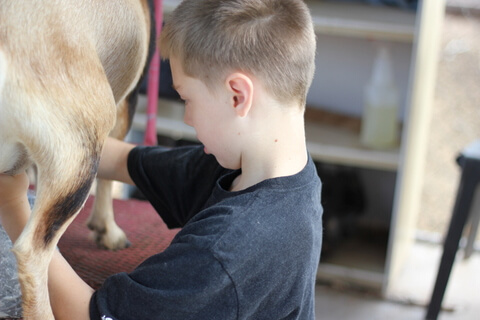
[58, 196, 179, 290]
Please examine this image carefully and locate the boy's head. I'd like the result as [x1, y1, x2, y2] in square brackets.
[160, 0, 316, 108]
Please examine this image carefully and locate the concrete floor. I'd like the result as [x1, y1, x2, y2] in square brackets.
[314, 241, 480, 320]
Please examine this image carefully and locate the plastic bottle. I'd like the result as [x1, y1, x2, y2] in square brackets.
[360, 45, 399, 149]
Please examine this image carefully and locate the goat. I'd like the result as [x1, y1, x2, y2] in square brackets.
[0, 0, 155, 318]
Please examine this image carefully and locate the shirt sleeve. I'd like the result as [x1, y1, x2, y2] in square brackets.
[89, 242, 237, 320]
[127, 145, 227, 228]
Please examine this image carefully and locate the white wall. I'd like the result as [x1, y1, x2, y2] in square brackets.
[307, 34, 413, 121]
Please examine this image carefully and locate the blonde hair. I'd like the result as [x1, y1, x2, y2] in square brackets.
[160, 0, 316, 108]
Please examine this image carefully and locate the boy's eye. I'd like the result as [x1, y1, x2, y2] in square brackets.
[178, 98, 188, 107]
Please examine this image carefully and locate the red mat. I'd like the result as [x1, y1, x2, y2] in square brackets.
[58, 196, 179, 289]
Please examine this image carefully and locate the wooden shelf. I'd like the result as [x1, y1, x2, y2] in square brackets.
[305, 108, 400, 171]
[133, 96, 196, 141]
[162, 0, 416, 43]
[133, 95, 400, 171]
[306, 0, 416, 42]
[162, 0, 181, 14]
[317, 230, 389, 292]
[317, 263, 384, 291]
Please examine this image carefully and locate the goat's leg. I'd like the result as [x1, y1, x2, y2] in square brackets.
[12, 143, 102, 319]
[10, 73, 115, 318]
[87, 0, 154, 251]
[88, 178, 131, 250]
[87, 98, 134, 250]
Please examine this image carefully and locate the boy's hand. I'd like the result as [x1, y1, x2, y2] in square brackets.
[0, 171, 30, 210]
[0, 171, 31, 243]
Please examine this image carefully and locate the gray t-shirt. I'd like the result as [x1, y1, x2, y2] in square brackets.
[90, 145, 323, 319]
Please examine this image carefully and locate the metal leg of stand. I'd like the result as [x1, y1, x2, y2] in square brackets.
[425, 157, 480, 320]
[464, 187, 480, 260]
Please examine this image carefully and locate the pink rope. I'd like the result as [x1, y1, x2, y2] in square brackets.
[144, 0, 163, 146]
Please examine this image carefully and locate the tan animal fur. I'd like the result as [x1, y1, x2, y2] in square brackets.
[0, 0, 152, 318]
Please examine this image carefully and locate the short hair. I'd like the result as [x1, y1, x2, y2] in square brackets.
[160, 0, 316, 108]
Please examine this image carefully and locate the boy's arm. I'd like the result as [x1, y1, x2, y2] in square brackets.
[48, 250, 93, 320]
[97, 137, 136, 185]
[0, 172, 92, 320]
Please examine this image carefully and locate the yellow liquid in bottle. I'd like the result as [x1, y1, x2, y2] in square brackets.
[360, 103, 398, 149]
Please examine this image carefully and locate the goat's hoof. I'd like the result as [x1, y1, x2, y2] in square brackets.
[89, 229, 131, 251]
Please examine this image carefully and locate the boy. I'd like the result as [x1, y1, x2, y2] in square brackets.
[0, 0, 322, 318]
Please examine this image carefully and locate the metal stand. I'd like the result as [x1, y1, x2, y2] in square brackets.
[426, 140, 480, 320]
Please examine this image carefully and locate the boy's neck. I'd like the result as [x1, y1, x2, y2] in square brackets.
[230, 103, 308, 192]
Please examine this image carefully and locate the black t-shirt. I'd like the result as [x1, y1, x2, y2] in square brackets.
[90, 145, 323, 319]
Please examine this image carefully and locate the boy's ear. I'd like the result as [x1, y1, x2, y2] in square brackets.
[225, 73, 253, 117]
